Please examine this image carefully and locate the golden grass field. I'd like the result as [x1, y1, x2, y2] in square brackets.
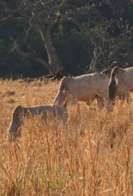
[0, 79, 133, 196]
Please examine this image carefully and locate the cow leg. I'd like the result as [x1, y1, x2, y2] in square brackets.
[119, 92, 130, 105]
[102, 95, 113, 111]
[77, 102, 80, 113]
[106, 102, 113, 112]
[96, 96, 104, 109]
[125, 93, 130, 103]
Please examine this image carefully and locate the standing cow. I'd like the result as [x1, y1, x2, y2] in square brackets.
[54, 72, 112, 108]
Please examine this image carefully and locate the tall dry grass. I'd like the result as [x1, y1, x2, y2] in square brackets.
[0, 79, 133, 195]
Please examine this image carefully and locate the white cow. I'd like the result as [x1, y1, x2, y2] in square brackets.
[54, 72, 112, 108]
[8, 104, 68, 140]
[108, 66, 133, 101]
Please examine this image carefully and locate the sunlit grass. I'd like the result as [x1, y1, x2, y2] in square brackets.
[0, 79, 133, 195]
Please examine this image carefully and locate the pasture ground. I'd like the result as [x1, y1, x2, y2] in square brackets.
[0, 79, 133, 195]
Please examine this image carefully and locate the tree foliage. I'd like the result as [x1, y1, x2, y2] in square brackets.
[0, 0, 133, 78]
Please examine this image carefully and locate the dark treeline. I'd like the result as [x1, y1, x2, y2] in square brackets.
[0, 0, 133, 78]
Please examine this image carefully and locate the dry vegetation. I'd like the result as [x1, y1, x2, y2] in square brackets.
[0, 79, 133, 196]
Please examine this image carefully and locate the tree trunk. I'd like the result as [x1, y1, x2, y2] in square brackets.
[89, 46, 102, 72]
[40, 24, 62, 74]
[89, 47, 97, 72]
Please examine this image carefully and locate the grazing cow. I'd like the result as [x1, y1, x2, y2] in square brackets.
[8, 104, 68, 140]
[109, 66, 133, 101]
[54, 72, 112, 108]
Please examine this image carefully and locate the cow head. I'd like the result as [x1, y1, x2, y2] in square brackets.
[108, 66, 119, 100]
[54, 88, 68, 107]
[8, 105, 24, 140]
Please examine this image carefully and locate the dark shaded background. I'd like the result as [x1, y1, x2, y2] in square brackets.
[0, 0, 133, 78]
